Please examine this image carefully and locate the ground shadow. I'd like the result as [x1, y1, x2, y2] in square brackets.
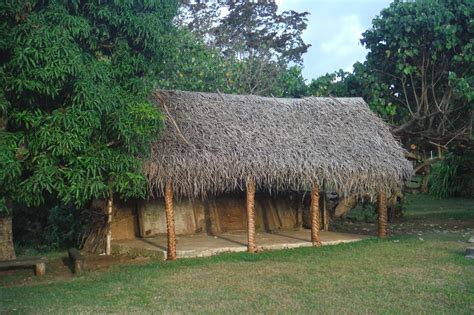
[213, 234, 248, 246]
[139, 238, 167, 251]
[272, 231, 311, 242]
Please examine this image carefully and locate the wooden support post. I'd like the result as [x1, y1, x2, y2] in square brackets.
[164, 181, 177, 260]
[323, 192, 329, 231]
[246, 179, 257, 253]
[35, 262, 46, 277]
[378, 191, 388, 238]
[68, 248, 85, 274]
[311, 183, 322, 246]
[105, 190, 113, 255]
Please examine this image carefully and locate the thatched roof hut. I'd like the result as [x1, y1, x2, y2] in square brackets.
[145, 90, 412, 199]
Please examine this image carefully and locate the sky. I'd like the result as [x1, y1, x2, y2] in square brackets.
[276, 0, 392, 81]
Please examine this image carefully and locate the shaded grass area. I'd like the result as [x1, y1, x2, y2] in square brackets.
[1, 236, 473, 313]
[404, 194, 474, 220]
[344, 194, 474, 222]
[1, 195, 473, 313]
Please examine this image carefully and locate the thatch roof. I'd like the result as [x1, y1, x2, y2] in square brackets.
[145, 90, 412, 198]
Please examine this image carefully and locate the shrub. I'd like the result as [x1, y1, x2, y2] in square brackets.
[12, 203, 89, 252]
[429, 151, 474, 198]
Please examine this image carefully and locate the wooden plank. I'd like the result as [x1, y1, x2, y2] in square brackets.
[0, 258, 45, 268]
[0, 257, 46, 277]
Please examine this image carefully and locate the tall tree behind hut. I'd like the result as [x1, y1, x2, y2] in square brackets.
[309, 0, 473, 195]
[177, 0, 310, 96]
[0, 0, 179, 258]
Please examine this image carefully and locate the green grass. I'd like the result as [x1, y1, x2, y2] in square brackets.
[1, 196, 474, 314]
[404, 194, 474, 220]
[346, 194, 474, 222]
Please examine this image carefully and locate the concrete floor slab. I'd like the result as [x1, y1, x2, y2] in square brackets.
[112, 230, 370, 259]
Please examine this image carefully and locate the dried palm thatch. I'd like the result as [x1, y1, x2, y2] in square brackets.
[145, 90, 412, 199]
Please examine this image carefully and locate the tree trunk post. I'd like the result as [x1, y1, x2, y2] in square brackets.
[0, 216, 16, 261]
[378, 191, 388, 238]
[246, 179, 257, 253]
[35, 262, 46, 277]
[323, 192, 329, 231]
[105, 191, 113, 255]
[311, 183, 322, 246]
[164, 181, 177, 260]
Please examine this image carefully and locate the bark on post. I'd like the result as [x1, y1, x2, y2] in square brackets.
[105, 191, 113, 255]
[246, 179, 257, 253]
[164, 181, 177, 260]
[311, 183, 322, 246]
[378, 191, 388, 238]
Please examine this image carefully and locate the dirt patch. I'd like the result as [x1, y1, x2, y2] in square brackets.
[0, 253, 152, 287]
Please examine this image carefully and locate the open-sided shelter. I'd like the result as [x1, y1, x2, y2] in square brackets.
[110, 90, 412, 260]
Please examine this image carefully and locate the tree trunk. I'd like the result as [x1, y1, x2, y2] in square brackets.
[322, 192, 329, 231]
[246, 179, 257, 253]
[164, 181, 177, 260]
[311, 183, 321, 246]
[105, 191, 113, 255]
[334, 196, 358, 218]
[420, 165, 431, 193]
[387, 190, 404, 222]
[0, 216, 16, 261]
[378, 192, 388, 238]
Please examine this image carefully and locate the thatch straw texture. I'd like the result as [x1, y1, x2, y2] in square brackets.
[145, 90, 412, 198]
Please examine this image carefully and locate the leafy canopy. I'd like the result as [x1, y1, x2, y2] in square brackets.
[176, 0, 310, 97]
[310, 0, 473, 150]
[0, 0, 179, 212]
[361, 0, 473, 147]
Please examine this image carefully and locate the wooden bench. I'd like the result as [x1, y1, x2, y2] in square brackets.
[0, 258, 46, 276]
[68, 248, 85, 274]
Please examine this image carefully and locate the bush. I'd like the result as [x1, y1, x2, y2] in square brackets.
[429, 151, 474, 198]
[12, 203, 90, 253]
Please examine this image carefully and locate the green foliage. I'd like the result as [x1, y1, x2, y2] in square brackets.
[429, 151, 474, 198]
[0, 130, 22, 215]
[179, 0, 310, 64]
[13, 203, 90, 252]
[273, 66, 308, 98]
[0, 0, 179, 212]
[157, 29, 231, 93]
[308, 65, 397, 118]
[360, 0, 473, 145]
[308, 70, 352, 97]
[176, 1, 310, 96]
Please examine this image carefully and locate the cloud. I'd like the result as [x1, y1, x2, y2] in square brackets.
[275, 0, 393, 79]
[320, 15, 364, 59]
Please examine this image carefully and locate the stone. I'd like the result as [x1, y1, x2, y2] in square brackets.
[467, 236, 474, 243]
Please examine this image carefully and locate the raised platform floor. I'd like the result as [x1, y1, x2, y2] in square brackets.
[112, 230, 369, 259]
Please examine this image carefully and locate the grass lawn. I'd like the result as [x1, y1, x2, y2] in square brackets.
[1, 196, 473, 314]
[404, 194, 474, 220]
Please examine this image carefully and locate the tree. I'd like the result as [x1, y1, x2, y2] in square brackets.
[308, 70, 353, 97]
[361, 0, 473, 191]
[177, 0, 310, 96]
[361, 0, 473, 149]
[273, 66, 309, 98]
[179, 0, 310, 64]
[0, 0, 179, 258]
[309, 64, 397, 117]
[310, 0, 473, 193]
